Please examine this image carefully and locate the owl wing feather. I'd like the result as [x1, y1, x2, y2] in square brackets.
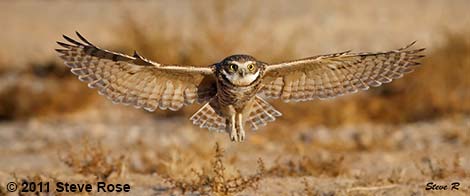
[56, 32, 216, 111]
[261, 42, 425, 102]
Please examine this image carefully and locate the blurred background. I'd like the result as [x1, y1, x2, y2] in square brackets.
[0, 0, 469, 195]
[0, 0, 469, 124]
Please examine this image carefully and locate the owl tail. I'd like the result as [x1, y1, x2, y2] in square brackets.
[190, 99, 227, 132]
[247, 96, 282, 130]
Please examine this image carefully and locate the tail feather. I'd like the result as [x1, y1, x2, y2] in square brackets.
[190, 100, 226, 132]
[247, 96, 282, 130]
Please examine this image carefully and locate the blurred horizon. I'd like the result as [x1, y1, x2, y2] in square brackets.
[1, 0, 469, 67]
[0, 0, 468, 124]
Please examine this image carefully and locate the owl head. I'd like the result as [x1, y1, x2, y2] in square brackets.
[217, 54, 265, 86]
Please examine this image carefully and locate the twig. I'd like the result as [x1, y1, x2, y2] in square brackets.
[347, 184, 400, 192]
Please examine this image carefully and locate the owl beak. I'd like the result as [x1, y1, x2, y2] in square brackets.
[239, 69, 246, 77]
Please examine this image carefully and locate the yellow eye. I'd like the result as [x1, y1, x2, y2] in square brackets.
[229, 64, 238, 71]
[248, 64, 256, 71]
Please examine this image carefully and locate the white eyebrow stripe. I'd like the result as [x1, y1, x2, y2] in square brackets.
[228, 61, 255, 67]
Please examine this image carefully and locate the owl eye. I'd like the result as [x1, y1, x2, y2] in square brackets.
[247, 64, 256, 72]
[229, 64, 238, 71]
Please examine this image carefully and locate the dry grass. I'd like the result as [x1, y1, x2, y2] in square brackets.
[164, 143, 265, 196]
[129, 140, 217, 177]
[59, 137, 127, 181]
[267, 154, 345, 178]
[416, 153, 468, 180]
[302, 178, 317, 196]
[386, 168, 406, 184]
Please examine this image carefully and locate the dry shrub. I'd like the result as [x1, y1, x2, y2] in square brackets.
[415, 153, 468, 180]
[385, 168, 407, 184]
[302, 178, 349, 196]
[60, 137, 127, 181]
[128, 138, 222, 178]
[266, 154, 345, 178]
[165, 143, 265, 195]
[0, 61, 96, 121]
[302, 178, 317, 196]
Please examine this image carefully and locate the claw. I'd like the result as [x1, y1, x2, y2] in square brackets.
[230, 130, 237, 142]
[239, 129, 245, 142]
[228, 113, 246, 142]
[229, 119, 238, 142]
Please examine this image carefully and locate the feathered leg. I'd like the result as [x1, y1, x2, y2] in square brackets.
[236, 113, 245, 141]
[229, 114, 237, 142]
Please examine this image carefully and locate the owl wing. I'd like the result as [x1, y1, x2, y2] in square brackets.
[261, 42, 425, 102]
[56, 32, 216, 111]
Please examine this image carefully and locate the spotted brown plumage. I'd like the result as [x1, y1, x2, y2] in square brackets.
[262, 42, 425, 102]
[57, 32, 425, 142]
[56, 32, 216, 112]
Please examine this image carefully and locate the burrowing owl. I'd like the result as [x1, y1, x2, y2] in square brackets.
[56, 32, 425, 142]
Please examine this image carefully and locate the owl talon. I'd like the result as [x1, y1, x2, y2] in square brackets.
[229, 130, 245, 142]
[238, 129, 245, 142]
[230, 132, 237, 142]
[229, 128, 246, 142]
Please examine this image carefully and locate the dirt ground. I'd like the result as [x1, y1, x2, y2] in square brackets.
[0, 109, 469, 195]
[0, 1, 469, 195]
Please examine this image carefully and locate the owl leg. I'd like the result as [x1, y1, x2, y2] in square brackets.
[229, 114, 237, 142]
[236, 113, 245, 141]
